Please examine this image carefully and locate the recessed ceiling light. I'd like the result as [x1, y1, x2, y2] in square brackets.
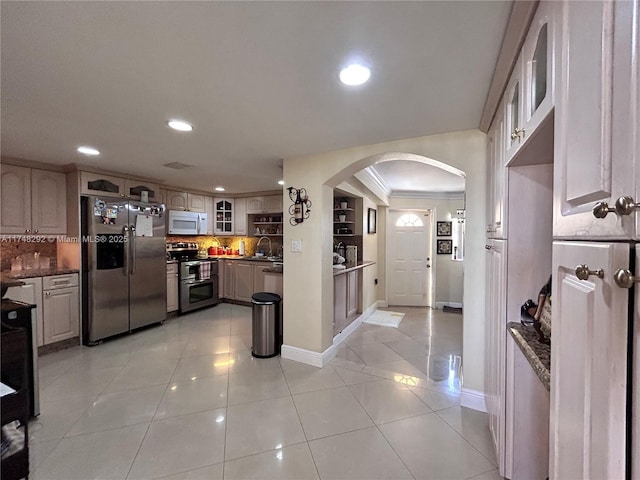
[278, 180, 285, 185]
[167, 119, 193, 132]
[77, 146, 100, 156]
[339, 64, 371, 86]
[214, 186, 225, 192]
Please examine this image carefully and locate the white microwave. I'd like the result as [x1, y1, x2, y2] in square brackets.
[168, 210, 208, 235]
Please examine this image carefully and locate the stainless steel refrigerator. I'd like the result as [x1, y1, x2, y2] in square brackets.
[81, 195, 166, 344]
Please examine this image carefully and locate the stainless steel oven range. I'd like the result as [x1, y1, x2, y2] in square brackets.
[179, 259, 219, 313]
[166, 242, 220, 313]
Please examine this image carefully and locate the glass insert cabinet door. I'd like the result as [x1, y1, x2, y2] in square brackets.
[215, 199, 234, 234]
[530, 23, 548, 115]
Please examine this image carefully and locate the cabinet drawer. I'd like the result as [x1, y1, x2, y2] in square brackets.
[43, 274, 78, 290]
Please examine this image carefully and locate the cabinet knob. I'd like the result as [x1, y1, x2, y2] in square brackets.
[510, 128, 525, 140]
[613, 268, 639, 289]
[45, 291, 51, 297]
[593, 196, 640, 219]
[34, 229, 38, 234]
[25, 229, 30, 234]
[575, 264, 604, 281]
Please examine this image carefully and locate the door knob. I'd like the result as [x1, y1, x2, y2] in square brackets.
[593, 196, 640, 218]
[485, 245, 492, 250]
[575, 264, 604, 281]
[613, 269, 639, 289]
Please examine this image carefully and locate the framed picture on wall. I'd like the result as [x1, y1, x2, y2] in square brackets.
[436, 221, 452, 236]
[437, 239, 453, 255]
[368, 208, 377, 234]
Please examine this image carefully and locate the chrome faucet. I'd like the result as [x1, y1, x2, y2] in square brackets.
[256, 236, 272, 257]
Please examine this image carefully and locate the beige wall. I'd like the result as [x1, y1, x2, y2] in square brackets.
[283, 128, 487, 393]
[388, 196, 464, 307]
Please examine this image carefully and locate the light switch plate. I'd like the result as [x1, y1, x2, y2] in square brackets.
[291, 240, 302, 252]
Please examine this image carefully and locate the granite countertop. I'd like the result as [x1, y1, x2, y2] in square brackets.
[262, 267, 283, 274]
[333, 261, 376, 276]
[507, 321, 551, 391]
[3, 268, 80, 279]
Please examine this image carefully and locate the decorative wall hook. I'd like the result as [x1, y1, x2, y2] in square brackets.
[287, 187, 311, 225]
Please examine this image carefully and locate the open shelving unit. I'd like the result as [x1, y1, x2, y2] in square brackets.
[250, 214, 283, 236]
[334, 196, 355, 236]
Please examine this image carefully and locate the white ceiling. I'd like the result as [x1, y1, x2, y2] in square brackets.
[1, 1, 511, 194]
[371, 161, 465, 194]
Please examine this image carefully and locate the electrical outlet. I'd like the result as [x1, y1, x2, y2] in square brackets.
[291, 240, 302, 252]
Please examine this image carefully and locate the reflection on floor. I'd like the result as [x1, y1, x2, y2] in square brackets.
[29, 304, 501, 480]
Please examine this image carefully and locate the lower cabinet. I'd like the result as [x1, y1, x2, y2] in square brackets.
[42, 274, 79, 345]
[505, 333, 550, 479]
[334, 270, 359, 336]
[235, 262, 253, 302]
[5, 274, 80, 347]
[5, 277, 43, 346]
[224, 260, 236, 299]
[264, 272, 283, 297]
[220, 260, 279, 301]
[167, 263, 178, 313]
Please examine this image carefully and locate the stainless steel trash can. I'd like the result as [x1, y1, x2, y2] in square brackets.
[251, 292, 281, 358]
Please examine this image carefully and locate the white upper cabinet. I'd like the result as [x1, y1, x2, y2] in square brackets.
[487, 106, 507, 239]
[554, 0, 638, 239]
[1, 164, 31, 234]
[123, 179, 160, 201]
[80, 171, 126, 197]
[264, 195, 283, 213]
[522, 1, 556, 139]
[31, 169, 67, 235]
[504, 1, 557, 166]
[1, 165, 66, 235]
[246, 195, 283, 214]
[234, 197, 248, 236]
[81, 172, 159, 201]
[165, 190, 206, 213]
[214, 198, 234, 235]
[504, 55, 525, 162]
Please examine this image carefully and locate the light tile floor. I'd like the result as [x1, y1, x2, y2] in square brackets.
[29, 304, 501, 480]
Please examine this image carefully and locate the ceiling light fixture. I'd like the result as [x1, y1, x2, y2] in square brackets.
[167, 119, 193, 132]
[339, 64, 371, 86]
[77, 146, 100, 156]
[278, 180, 285, 186]
[214, 186, 225, 192]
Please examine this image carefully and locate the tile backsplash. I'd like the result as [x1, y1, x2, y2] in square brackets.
[167, 235, 283, 257]
[1, 238, 57, 271]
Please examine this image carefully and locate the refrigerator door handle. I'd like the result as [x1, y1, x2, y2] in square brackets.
[130, 225, 136, 274]
[122, 225, 129, 276]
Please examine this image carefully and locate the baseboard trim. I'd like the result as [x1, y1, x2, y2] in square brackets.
[281, 302, 378, 368]
[377, 299, 388, 308]
[435, 301, 463, 309]
[460, 388, 487, 412]
[281, 344, 325, 368]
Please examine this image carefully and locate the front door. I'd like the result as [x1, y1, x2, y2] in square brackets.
[387, 210, 432, 306]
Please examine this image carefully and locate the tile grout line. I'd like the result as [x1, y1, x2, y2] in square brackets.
[123, 343, 182, 480]
[344, 380, 418, 480]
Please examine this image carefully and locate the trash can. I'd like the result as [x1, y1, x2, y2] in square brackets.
[251, 292, 281, 358]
